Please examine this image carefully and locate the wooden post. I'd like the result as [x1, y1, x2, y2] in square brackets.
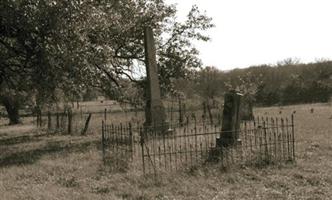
[81, 113, 92, 135]
[47, 111, 52, 130]
[36, 112, 39, 127]
[67, 109, 72, 134]
[56, 112, 59, 130]
[39, 111, 42, 127]
[104, 108, 107, 122]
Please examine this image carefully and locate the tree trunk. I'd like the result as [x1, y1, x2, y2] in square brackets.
[1, 95, 21, 125]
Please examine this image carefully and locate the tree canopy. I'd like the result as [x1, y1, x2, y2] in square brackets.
[0, 0, 214, 124]
[180, 60, 332, 106]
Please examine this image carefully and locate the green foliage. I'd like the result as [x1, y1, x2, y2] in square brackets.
[194, 66, 223, 100]
[0, 0, 214, 118]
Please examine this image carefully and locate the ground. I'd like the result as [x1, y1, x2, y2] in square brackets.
[0, 103, 331, 200]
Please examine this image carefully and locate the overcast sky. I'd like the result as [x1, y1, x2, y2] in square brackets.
[165, 0, 332, 71]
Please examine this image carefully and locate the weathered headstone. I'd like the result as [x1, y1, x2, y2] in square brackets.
[217, 90, 243, 147]
[143, 27, 168, 131]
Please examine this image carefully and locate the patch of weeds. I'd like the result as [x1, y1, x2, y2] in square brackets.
[119, 192, 135, 200]
[92, 186, 110, 194]
[243, 171, 261, 181]
[57, 176, 79, 188]
[102, 157, 130, 173]
[253, 158, 276, 168]
[155, 193, 172, 200]
[187, 165, 200, 176]
[225, 175, 237, 184]
[324, 176, 332, 185]
[15, 172, 34, 181]
[134, 193, 150, 200]
[306, 175, 322, 186]
[293, 173, 304, 180]
[325, 145, 332, 152]
[292, 173, 307, 185]
[138, 175, 165, 189]
[265, 180, 290, 192]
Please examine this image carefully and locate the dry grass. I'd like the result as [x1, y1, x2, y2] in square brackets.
[0, 103, 331, 199]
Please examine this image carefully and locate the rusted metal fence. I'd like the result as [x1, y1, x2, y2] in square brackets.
[101, 122, 138, 170]
[100, 115, 295, 175]
[140, 115, 295, 175]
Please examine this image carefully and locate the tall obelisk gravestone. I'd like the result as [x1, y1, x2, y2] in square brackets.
[144, 27, 167, 130]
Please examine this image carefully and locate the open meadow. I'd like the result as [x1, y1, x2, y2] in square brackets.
[0, 103, 331, 200]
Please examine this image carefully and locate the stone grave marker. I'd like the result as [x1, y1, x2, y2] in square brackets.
[143, 27, 168, 131]
[217, 90, 243, 147]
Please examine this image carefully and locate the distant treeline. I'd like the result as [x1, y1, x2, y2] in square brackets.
[177, 60, 332, 106]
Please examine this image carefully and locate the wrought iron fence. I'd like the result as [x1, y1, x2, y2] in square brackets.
[101, 122, 138, 170]
[140, 115, 295, 175]
[101, 115, 295, 175]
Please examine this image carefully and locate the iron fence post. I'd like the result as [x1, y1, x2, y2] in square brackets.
[102, 120, 105, 163]
[291, 114, 295, 161]
[140, 128, 146, 175]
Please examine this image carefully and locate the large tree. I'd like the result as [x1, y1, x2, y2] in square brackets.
[0, 0, 214, 124]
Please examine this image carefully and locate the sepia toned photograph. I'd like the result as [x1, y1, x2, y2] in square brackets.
[1, 0, 331, 199]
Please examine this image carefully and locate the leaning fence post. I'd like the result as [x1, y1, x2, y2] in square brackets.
[81, 113, 92, 135]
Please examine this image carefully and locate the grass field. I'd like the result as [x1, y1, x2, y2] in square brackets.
[0, 103, 331, 199]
